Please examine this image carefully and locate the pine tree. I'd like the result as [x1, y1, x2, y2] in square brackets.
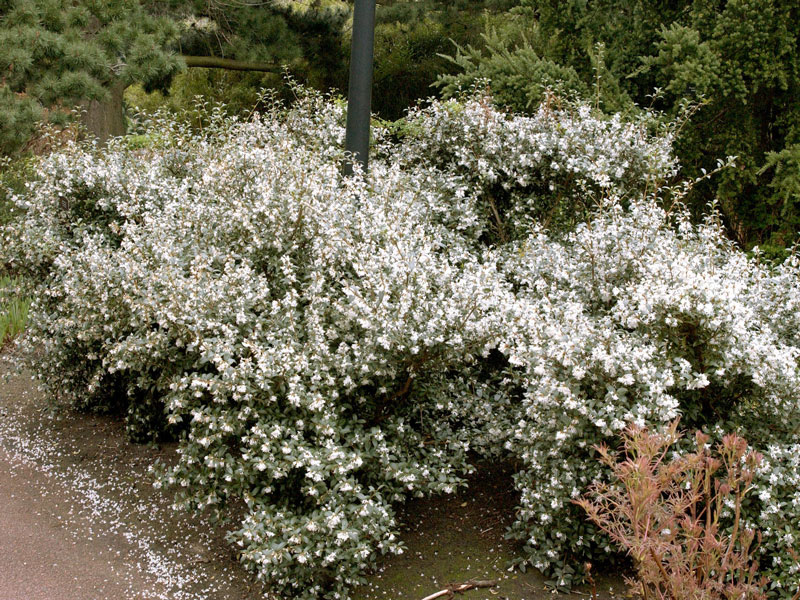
[0, 0, 349, 153]
[0, 0, 182, 152]
[641, 0, 800, 252]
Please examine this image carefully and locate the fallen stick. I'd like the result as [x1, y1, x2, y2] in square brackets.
[420, 579, 499, 600]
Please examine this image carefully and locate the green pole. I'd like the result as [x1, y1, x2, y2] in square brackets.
[344, 0, 377, 176]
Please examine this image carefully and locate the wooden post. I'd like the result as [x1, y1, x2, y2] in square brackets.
[343, 0, 376, 176]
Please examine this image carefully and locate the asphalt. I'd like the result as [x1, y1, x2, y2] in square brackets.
[0, 356, 265, 600]
[0, 450, 151, 600]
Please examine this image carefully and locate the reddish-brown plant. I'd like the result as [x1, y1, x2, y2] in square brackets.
[575, 421, 768, 600]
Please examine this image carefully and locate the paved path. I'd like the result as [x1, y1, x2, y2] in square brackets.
[0, 358, 263, 600]
[0, 451, 150, 600]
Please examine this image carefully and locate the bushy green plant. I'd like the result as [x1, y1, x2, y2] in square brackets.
[3, 90, 799, 598]
[125, 69, 279, 123]
[437, 18, 591, 112]
[0, 275, 30, 347]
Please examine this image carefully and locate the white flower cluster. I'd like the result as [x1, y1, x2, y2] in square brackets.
[750, 443, 800, 594]
[497, 202, 800, 588]
[388, 97, 677, 241]
[3, 90, 798, 597]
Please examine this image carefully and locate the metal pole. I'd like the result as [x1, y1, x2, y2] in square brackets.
[343, 0, 376, 176]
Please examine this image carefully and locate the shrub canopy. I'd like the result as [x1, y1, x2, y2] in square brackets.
[2, 92, 799, 598]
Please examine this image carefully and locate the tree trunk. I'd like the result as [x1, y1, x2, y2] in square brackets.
[78, 56, 279, 144]
[81, 80, 126, 145]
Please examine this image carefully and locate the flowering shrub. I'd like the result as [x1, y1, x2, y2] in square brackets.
[497, 199, 800, 589]
[749, 443, 800, 597]
[388, 95, 677, 242]
[2, 90, 799, 598]
[1, 94, 512, 599]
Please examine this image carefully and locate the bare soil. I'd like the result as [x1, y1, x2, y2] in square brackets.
[0, 351, 627, 600]
[355, 464, 627, 600]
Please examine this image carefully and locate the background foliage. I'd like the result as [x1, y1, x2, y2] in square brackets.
[436, 0, 800, 251]
[0, 0, 181, 152]
[7, 0, 796, 249]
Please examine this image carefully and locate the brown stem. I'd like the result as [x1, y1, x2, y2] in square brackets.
[486, 193, 507, 243]
[419, 580, 498, 600]
[368, 366, 419, 427]
[648, 547, 672, 598]
[719, 486, 743, 585]
[182, 55, 279, 72]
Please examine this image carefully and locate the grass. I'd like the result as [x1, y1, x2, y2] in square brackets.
[0, 275, 30, 348]
[1, 155, 35, 348]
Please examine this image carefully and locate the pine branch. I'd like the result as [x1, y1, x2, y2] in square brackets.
[182, 55, 279, 72]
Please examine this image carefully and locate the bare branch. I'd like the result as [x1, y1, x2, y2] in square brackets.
[182, 55, 279, 72]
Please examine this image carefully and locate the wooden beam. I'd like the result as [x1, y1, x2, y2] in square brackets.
[182, 55, 278, 73]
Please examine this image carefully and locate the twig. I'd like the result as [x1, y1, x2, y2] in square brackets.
[486, 193, 507, 243]
[648, 547, 672, 597]
[420, 579, 499, 600]
[584, 562, 598, 600]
